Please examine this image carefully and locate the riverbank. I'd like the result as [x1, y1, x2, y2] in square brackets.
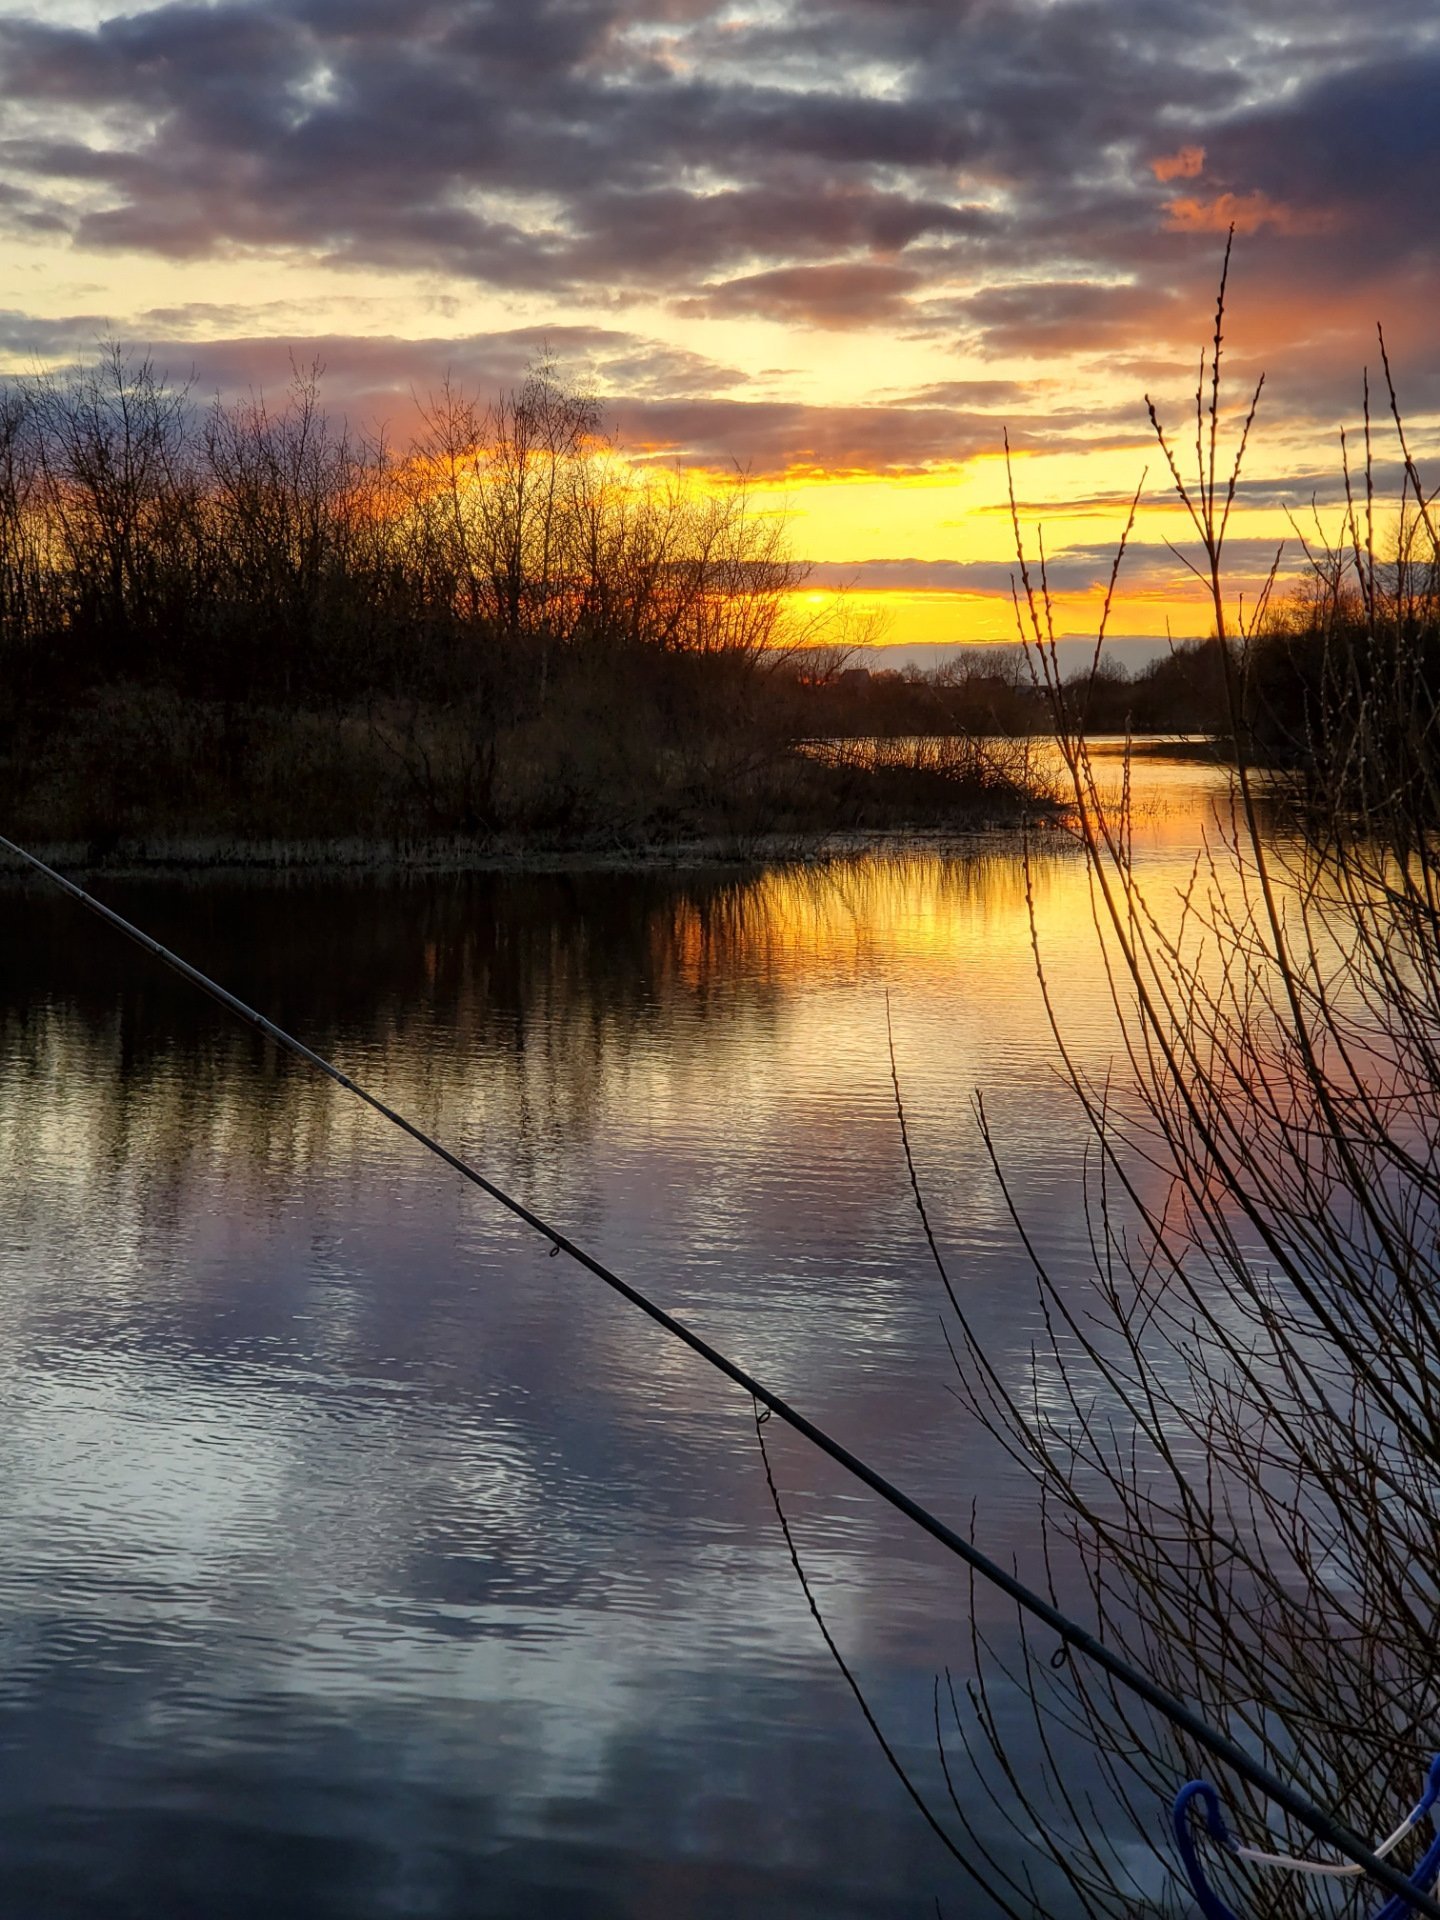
[0, 816, 1077, 882]
[0, 688, 1062, 873]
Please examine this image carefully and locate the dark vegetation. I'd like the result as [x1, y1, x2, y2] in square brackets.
[4, 335, 1410, 866]
[0, 347, 1047, 857]
[1240, 541, 1440, 814]
[791, 593, 1440, 769]
[810, 635, 1233, 739]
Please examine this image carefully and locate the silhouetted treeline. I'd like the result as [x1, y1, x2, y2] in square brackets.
[1076, 552, 1440, 796]
[803, 637, 1234, 740]
[22, 339, 1417, 852]
[0, 348, 804, 704]
[820, 590, 1440, 800]
[1056, 641, 1232, 735]
[801, 653, 1040, 737]
[0, 346, 1053, 848]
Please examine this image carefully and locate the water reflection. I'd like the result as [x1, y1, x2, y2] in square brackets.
[0, 748, 1234, 1918]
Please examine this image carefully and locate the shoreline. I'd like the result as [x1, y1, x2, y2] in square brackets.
[0, 813, 1072, 884]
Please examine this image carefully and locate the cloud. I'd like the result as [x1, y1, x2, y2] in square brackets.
[946, 279, 1187, 359]
[0, 314, 755, 432]
[802, 538, 1308, 601]
[0, 314, 1151, 476]
[676, 261, 926, 329]
[1163, 191, 1333, 237]
[1151, 145, 1205, 183]
[0, 0, 1433, 490]
[0, 0, 1432, 334]
[606, 394, 1017, 476]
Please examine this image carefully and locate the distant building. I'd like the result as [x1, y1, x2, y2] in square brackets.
[837, 667, 872, 689]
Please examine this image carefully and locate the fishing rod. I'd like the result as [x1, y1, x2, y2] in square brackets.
[5, 827, 1439, 1919]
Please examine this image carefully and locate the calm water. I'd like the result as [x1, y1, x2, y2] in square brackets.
[0, 745, 1234, 1919]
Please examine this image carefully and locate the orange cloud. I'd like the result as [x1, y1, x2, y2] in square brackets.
[1163, 190, 1331, 236]
[1151, 145, 1205, 182]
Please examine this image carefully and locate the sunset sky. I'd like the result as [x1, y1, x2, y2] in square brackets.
[0, 0, 1435, 651]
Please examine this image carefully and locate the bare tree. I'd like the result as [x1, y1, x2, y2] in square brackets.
[881, 249, 1440, 1918]
[26, 342, 200, 676]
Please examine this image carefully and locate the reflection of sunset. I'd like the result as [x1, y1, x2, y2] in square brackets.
[0, 745, 1369, 1918]
[0, 753, 1232, 1216]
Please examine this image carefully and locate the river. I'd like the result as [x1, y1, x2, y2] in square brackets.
[0, 743, 1234, 1918]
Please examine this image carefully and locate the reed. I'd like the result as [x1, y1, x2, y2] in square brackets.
[873, 246, 1440, 1917]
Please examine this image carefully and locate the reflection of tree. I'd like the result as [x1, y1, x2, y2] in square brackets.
[0, 852, 1073, 1217]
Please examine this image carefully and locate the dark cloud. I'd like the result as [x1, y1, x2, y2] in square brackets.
[0, 0, 1433, 361]
[1195, 49, 1440, 274]
[806, 557, 1041, 595]
[0, 312, 750, 439]
[0, 0, 1435, 519]
[944, 280, 1189, 359]
[0, 316, 1143, 474]
[0, 305, 116, 357]
[676, 260, 926, 329]
[803, 537, 1307, 600]
[5, 315, 1430, 507]
[608, 393, 986, 473]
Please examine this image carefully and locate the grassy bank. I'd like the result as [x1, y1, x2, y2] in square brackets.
[0, 678, 1057, 871]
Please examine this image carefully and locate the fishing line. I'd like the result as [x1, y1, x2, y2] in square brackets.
[4, 828, 1437, 1918]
